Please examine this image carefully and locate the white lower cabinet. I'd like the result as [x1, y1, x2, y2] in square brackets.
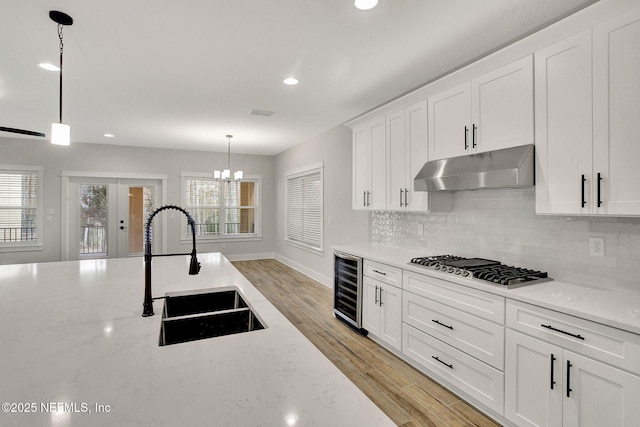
[505, 329, 640, 427]
[403, 290, 504, 369]
[362, 275, 402, 351]
[403, 323, 504, 414]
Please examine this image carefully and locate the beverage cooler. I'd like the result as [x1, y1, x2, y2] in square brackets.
[333, 251, 367, 335]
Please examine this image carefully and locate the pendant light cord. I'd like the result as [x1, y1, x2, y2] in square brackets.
[58, 24, 64, 123]
[227, 136, 232, 171]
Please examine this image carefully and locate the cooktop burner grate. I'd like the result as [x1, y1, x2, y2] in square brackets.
[409, 255, 550, 288]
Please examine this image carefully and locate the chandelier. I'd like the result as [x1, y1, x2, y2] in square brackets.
[214, 135, 243, 182]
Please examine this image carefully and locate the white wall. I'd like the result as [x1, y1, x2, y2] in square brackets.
[1, 137, 276, 264]
[274, 126, 369, 286]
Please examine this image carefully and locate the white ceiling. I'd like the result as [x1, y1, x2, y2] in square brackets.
[0, 0, 597, 155]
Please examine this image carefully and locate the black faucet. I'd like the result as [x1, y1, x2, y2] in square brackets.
[142, 205, 201, 317]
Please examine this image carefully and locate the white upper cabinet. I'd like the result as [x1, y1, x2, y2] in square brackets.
[428, 56, 534, 161]
[537, 5, 640, 216]
[535, 30, 593, 215]
[472, 56, 534, 153]
[428, 82, 472, 160]
[352, 117, 386, 210]
[386, 101, 435, 211]
[593, 6, 640, 215]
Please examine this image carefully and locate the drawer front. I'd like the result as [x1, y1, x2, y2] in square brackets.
[402, 323, 504, 415]
[403, 270, 505, 324]
[507, 300, 640, 374]
[363, 260, 402, 287]
[403, 292, 504, 369]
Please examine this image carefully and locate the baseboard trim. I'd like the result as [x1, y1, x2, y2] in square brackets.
[274, 253, 332, 288]
[224, 252, 275, 262]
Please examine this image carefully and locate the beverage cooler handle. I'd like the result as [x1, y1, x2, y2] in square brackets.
[566, 360, 573, 398]
[581, 174, 586, 208]
[550, 354, 556, 390]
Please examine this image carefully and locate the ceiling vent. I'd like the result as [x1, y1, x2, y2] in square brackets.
[249, 109, 275, 117]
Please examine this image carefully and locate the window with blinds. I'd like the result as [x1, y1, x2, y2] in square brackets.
[285, 164, 323, 252]
[182, 174, 259, 239]
[0, 165, 43, 248]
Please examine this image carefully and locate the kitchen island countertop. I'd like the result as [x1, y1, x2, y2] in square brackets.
[0, 253, 395, 427]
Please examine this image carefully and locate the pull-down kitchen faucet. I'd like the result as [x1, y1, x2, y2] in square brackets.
[142, 205, 201, 317]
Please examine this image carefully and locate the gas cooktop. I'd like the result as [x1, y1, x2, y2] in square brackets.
[409, 255, 550, 289]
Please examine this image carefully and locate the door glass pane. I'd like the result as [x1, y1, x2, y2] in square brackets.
[79, 185, 107, 257]
[128, 186, 154, 254]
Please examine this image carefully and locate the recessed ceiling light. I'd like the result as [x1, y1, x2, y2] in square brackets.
[354, 0, 378, 10]
[104, 133, 115, 138]
[38, 62, 60, 71]
[283, 77, 299, 86]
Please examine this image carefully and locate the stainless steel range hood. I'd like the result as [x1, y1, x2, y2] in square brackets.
[414, 144, 535, 192]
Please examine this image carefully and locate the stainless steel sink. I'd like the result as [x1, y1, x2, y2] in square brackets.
[158, 287, 266, 346]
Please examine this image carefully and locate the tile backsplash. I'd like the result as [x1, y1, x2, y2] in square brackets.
[371, 188, 640, 294]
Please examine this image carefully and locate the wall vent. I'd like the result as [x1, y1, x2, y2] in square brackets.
[249, 109, 275, 117]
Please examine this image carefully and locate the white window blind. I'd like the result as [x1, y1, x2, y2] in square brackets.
[286, 165, 322, 252]
[0, 166, 43, 247]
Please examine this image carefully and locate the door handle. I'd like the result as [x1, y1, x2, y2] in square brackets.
[379, 287, 383, 306]
[404, 188, 408, 207]
[374, 285, 378, 304]
[464, 126, 469, 150]
[597, 173, 603, 208]
[120, 226, 127, 230]
[472, 124, 477, 148]
[400, 188, 404, 207]
[581, 174, 586, 208]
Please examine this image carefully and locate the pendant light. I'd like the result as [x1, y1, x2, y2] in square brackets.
[214, 135, 243, 182]
[49, 11, 73, 146]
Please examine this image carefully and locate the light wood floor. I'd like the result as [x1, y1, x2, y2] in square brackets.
[232, 259, 502, 427]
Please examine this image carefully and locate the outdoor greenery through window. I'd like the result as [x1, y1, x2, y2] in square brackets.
[285, 164, 323, 252]
[79, 185, 108, 256]
[183, 176, 259, 239]
[0, 166, 42, 248]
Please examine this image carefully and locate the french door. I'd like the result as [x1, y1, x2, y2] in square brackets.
[62, 176, 164, 260]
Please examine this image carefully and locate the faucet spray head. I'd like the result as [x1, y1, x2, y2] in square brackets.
[189, 252, 201, 275]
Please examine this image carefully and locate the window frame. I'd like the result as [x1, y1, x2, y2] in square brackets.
[0, 164, 44, 252]
[285, 162, 324, 254]
[180, 172, 262, 243]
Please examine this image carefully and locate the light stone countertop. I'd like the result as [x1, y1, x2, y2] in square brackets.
[0, 253, 395, 427]
[334, 245, 640, 335]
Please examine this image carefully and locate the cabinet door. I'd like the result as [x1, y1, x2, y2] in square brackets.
[379, 284, 402, 351]
[428, 82, 471, 160]
[386, 109, 406, 211]
[505, 330, 563, 427]
[352, 125, 370, 210]
[563, 351, 640, 427]
[362, 276, 381, 336]
[535, 31, 593, 215]
[369, 118, 386, 210]
[472, 55, 534, 153]
[405, 101, 429, 211]
[593, 6, 640, 215]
